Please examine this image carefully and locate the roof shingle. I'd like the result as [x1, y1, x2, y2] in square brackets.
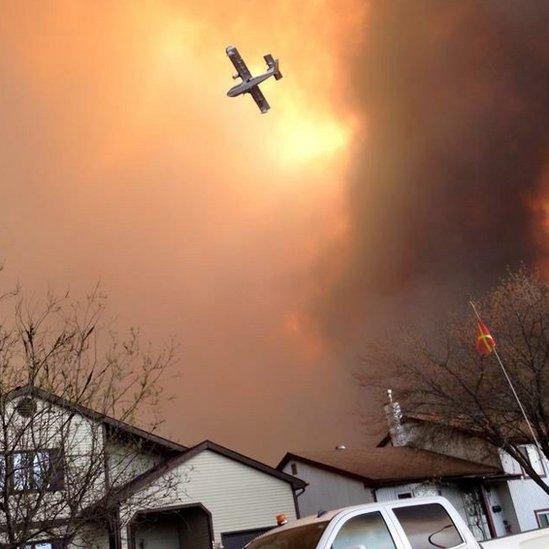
[278, 447, 503, 485]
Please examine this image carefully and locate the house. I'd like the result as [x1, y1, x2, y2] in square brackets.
[0, 386, 305, 549]
[377, 394, 549, 535]
[115, 440, 304, 549]
[278, 446, 513, 541]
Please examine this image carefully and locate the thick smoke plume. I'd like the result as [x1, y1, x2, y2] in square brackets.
[0, 1, 546, 460]
[315, 0, 549, 346]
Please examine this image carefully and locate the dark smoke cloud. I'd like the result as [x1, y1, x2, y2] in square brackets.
[315, 0, 549, 346]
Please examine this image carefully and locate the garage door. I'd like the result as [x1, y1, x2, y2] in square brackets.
[222, 527, 271, 549]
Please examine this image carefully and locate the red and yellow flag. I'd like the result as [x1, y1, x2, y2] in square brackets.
[476, 320, 496, 356]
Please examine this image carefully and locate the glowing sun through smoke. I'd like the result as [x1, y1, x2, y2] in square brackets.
[0, 0, 370, 460]
[141, 0, 363, 171]
[273, 100, 351, 165]
[131, 4, 357, 172]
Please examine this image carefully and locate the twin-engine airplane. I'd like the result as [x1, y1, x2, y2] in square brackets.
[226, 46, 282, 113]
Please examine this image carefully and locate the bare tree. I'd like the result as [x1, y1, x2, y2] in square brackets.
[0, 282, 181, 546]
[357, 269, 549, 495]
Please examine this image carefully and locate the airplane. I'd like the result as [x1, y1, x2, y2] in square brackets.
[226, 46, 282, 113]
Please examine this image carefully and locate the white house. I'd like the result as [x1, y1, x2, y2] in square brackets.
[0, 385, 305, 549]
[278, 446, 512, 541]
[377, 400, 549, 536]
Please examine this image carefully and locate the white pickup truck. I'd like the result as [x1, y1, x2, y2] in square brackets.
[245, 497, 549, 549]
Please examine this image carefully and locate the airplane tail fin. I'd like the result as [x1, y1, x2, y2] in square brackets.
[264, 54, 283, 80]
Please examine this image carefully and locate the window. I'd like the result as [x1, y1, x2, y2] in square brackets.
[518, 445, 545, 477]
[332, 512, 396, 549]
[10, 450, 64, 492]
[393, 503, 464, 549]
[13, 452, 32, 490]
[535, 509, 549, 528]
[398, 492, 413, 499]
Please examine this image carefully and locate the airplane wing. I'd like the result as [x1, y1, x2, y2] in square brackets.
[226, 46, 252, 81]
[249, 85, 270, 114]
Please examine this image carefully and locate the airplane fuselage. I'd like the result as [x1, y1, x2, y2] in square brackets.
[227, 70, 276, 97]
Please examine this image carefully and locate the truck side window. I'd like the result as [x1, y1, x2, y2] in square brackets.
[392, 503, 463, 549]
[332, 512, 396, 549]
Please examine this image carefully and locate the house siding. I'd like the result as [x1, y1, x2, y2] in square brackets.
[70, 526, 110, 549]
[282, 461, 373, 517]
[121, 449, 297, 545]
[499, 447, 549, 532]
[506, 477, 549, 531]
[107, 438, 163, 486]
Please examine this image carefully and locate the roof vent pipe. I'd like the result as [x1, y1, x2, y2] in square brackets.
[335, 444, 347, 450]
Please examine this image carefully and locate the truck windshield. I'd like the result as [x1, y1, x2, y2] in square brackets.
[245, 522, 329, 549]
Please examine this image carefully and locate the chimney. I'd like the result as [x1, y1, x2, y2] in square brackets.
[384, 389, 407, 446]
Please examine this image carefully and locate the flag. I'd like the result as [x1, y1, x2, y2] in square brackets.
[476, 320, 495, 356]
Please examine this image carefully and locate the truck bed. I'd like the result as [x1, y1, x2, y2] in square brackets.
[481, 526, 549, 548]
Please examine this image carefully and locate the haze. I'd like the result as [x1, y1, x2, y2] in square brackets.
[0, 1, 546, 463]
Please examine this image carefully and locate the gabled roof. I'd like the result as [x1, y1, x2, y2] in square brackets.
[278, 447, 507, 486]
[114, 439, 307, 503]
[7, 384, 187, 455]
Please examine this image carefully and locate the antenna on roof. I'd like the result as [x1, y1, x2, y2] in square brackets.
[385, 389, 407, 447]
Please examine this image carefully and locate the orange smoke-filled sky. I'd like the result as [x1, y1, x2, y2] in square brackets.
[3, 1, 546, 463]
[0, 1, 369, 461]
